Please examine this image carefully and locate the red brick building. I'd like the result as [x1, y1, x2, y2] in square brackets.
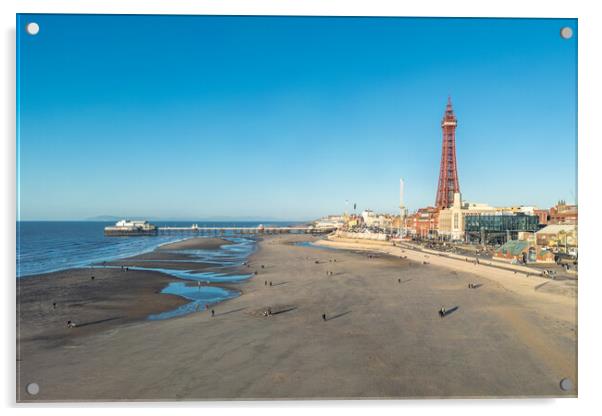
[405, 207, 440, 238]
[549, 201, 577, 225]
[533, 209, 549, 225]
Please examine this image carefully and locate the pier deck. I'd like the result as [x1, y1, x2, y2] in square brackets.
[157, 226, 335, 235]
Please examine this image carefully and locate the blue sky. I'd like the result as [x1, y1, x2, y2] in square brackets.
[17, 15, 577, 221]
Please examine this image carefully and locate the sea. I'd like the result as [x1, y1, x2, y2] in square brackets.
[16, 221, 302, 319]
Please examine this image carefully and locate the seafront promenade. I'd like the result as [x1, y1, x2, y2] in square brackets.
[18, 234, 576, 400]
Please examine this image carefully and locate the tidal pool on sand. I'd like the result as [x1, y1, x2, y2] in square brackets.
[148, 282, 240, 320]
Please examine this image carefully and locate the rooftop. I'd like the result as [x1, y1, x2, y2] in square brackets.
[536, 224, 577, 234]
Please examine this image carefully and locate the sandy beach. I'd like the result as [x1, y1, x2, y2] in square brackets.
[100, 237, 234, 270]
[17, 268, 188, 349]
[17, 234, 576, 401]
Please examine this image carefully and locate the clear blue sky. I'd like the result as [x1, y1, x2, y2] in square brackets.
[17, 15, 577, 221]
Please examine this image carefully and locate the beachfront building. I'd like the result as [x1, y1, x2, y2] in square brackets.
[496, 205, 537, 215]
[342, 214, 362, 230]
[549, 200, 578, 225]
[488, 205, 550, 226]
[390, 215, 402, 231]
[405, 207, 439, 239]
[360, 210, 396, 230]
[535, 224, 577, 254]
[464, 212, 540, 245]
[494, 240, 555, 264]
[533, 209, 550, 225]
[361, 210, 377, 227]
[437, 193, 464, 241]
[314, 215, 346, 229]
[437, 193, 497, 241]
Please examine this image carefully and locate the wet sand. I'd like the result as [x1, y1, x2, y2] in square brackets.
[101, 237, 234, 270]
[158, 237, 233, 251]
[17, 234, 576, 401]
[17, 236, 242, 401]
[17, 267, 189, 350]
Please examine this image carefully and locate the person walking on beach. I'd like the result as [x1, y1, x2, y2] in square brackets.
[269, 281, 273, 287]
[265, 280, 267, 286]
[322, 313, 327, 321]
[211, 309, 215, 317]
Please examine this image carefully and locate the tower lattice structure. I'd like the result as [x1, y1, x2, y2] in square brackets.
[435, 97, 461, 209]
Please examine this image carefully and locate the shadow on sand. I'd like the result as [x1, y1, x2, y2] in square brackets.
[440, 306, 459, 318]
[326, 311, 352, 321]
[76, 316, 123, 328]
[272, 306, 297, 315]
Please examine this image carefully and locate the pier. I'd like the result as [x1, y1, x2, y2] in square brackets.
[157, 225, 336, 235]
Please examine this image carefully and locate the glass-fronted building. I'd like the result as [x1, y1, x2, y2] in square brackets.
[464, 213, 540, 244]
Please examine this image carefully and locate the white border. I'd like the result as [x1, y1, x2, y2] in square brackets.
[3, 0, 601, 415]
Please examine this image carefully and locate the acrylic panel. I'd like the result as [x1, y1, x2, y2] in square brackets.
[16, 14, 578, 401]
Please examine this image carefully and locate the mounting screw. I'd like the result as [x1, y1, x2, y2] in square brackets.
[26, 22, 40, 36]
[559, 378, 573, 391]
[26, 382, 40, 395]
[560, 27, 573, 40]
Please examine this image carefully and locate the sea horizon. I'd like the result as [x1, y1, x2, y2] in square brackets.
[16, 218, 314, 223]
[16, 220, 306, 278]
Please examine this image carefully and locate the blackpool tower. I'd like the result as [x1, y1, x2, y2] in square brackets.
[435, 97, 461, 209]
